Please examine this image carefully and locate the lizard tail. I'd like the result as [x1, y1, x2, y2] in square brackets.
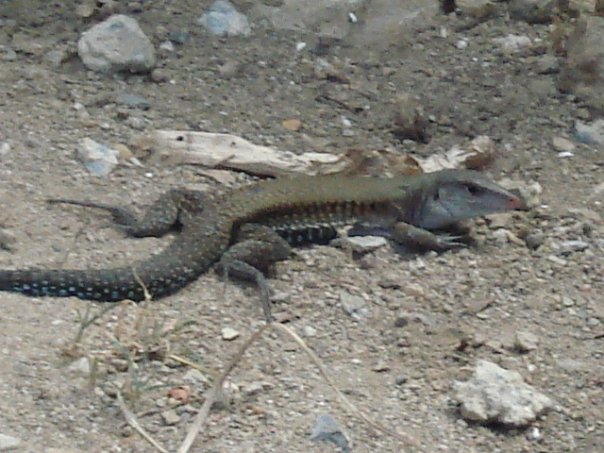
[0, 268, 152, 302]
[0, 222, 233, 302]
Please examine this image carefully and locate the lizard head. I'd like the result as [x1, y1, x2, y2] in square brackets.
[412, 170, 526, 229]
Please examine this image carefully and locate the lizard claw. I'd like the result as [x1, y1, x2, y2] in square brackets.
[435, 234, 467, 250]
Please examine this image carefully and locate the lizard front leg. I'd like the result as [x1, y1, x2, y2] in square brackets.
[390, 221, 465, 251]
[47, 188, 207, 238]
[216, 224, 292, 321]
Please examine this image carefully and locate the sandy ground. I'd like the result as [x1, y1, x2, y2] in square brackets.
[0, 2, 602, 452]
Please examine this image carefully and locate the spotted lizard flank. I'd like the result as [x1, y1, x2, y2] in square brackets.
[0, 170, 526, 303]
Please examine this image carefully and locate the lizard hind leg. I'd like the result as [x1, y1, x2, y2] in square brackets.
[216, 224, 292, 321]
[47, 188, 208, 238]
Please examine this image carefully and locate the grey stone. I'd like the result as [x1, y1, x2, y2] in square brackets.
[161, 409, 181, 425]
[535, 54, 559, 74]
[1, 47, 17, 61]
[551, 136, 576, 153]
[514, 331, 539, 352]
[116, 93, 151, 110]
[198, 1, 251, 37]
[78, 15, 156, 74]
[0, 229, 17, 252]
[574, 119, 604, 148]
[310, 413, 350, 453]
[167, 31, 191, 45]
[340, 291, 369, 320]
[524, 232, 545, 250]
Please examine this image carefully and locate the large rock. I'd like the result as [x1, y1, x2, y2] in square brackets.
[558, 16, 604, 113]
[453, 360, 555, 427]
[78, 15, 156, 74]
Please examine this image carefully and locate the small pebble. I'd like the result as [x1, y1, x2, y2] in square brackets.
[161, 409, 180, 426]
[310, 413, 350, 452]
[514, 331, 539, 352]
[159, 40, 175, 52]
[151, 68, 171, 83]
[221, 327, 240, 340]
[524, 232, 545, 250]
[303, 325, 317, 337]
[552, 136, 575, 153]
[340, 291, 369, 320]
[561, 296, 575, 307]
[529, 426, 542, 441]
[68, 357, 91, 375]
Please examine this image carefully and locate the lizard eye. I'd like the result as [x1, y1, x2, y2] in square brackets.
[465, 184, 482, 195]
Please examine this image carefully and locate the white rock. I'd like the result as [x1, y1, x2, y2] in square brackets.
[159, 40, 175, 53]
[0, 141, 11, 155]
[456, 39, 468, 49]
[221, 327, 240, 341]
[453, 360, 555, 427]
[303, 325, 317, 337]
[198, 1, 251, 37]
[0, 434, 21, 451]
[68, 357, 91, 375]
[493, 34, 532, 53]
[339, 235, 387, 253]
[77, 138, 119, 177]
[78, 15, 156, 73]
[557, 240, 589, 254]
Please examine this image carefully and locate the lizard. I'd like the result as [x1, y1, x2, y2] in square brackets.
[0, 170, 526, 309]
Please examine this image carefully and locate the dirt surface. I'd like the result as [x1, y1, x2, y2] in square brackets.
[0, 2, 603, 452]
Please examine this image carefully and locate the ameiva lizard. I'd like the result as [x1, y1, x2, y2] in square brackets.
[0, 170, 526, 316]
